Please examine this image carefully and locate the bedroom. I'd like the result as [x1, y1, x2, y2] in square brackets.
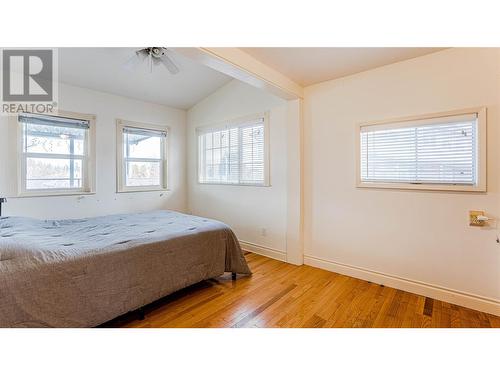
[1, 2, 499, 374]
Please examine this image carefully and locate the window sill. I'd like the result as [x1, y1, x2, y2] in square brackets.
[356, 181, 486, 193]
[116, 188, 170, 193]
[198, 182, 271, 187]
[17, 190, 96, 198]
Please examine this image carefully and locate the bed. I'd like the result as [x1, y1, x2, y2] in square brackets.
[0, 210, 251, 327]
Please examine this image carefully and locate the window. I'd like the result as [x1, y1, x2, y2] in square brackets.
[18, 111, 96, 196]
[116, 119, 168, 192]
[357, 108, 486, 191]
[197, 113, 269, 186]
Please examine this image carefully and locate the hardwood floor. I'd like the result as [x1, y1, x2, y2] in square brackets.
[103, 252, 500, 328]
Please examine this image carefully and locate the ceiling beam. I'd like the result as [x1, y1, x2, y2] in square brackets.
[174, 48, 303, 100]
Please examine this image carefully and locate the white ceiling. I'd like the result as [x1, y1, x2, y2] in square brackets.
[241, 48, 446, 86]
[58, 48, 447, 108]
[58, 48, 232, 109]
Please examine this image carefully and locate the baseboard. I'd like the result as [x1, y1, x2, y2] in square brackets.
[239, 240, 287, 262]
[304, 255, 500, 317]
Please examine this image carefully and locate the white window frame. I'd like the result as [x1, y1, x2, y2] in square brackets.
[355, 107, 487, 192]
[116, 119, 169, 193]
[196, 112, 270, 187]
[14, 110, 96, 197]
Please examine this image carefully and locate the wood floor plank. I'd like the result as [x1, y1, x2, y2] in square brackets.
[423, 297, 434, 317]
[302, 314, 327, 328]
[371, 287, 399, 328]
[232, 284, 297, 328]
[102, 253, 498, 328]
[487, 314, 500, 328]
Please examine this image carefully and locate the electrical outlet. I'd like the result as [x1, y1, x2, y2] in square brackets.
[469, 210, 486, 227]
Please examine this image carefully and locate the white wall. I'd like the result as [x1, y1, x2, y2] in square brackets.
[304, 48, 500, 304]
[0, 83, 187, 219]
[187, 80, 288, 255]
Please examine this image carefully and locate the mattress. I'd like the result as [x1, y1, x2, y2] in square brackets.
[0, 210, 251, 327]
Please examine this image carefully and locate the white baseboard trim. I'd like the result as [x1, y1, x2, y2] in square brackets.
[304, 255, 500, 317]
[239, 241, 287, 262]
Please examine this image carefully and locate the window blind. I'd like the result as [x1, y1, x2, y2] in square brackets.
[123, 126, 167, 138]
[360, 113, 478, 185]
[198, 117, 266, 185]
[19, 113, 89, 129]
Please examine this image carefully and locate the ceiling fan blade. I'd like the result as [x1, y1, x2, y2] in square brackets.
[123, 49, 149, 71]
[123, 54, 141, 71]
[159, 51, 180, 74]
[137, 49, 150, 58]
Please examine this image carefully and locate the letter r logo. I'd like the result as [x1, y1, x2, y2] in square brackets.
[2, 50, 53, 102]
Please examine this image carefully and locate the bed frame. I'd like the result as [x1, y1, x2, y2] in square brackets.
[133, 272, 238, 321]
[0, 198, 6, 216]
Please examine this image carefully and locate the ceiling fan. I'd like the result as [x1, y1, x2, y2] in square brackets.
[124, 47, 180, 74]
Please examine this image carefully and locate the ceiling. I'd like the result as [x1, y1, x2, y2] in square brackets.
[58, 48, 232, 109]
[241, 48, 446, 86]
[58, 48, 447, 108]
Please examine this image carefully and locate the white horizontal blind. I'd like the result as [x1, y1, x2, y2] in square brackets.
[198, 116, 266, 185]
[19, 113, 89, 129]
[241, 123, 265, 184]
[360, 113, 478, 185]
